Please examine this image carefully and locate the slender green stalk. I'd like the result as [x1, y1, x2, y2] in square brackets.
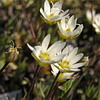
[24, 65, 40, 100]
[0, 62, 9, 73]
[46, 71, 60, 99]
[51, 82, 59, 100]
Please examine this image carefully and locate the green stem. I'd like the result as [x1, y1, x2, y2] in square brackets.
[24, 64, 40, 100]
[51, 82, 59, 100]
[0, 62, 9, 73]
[46, 71, 60, 99]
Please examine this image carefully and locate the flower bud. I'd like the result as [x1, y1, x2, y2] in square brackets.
[5, 47, 19, 62]
[82, 56, 89, 67]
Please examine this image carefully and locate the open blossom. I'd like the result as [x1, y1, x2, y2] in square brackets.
[57, 16, 83, 40]
[92, 14, 100, 34]
[40, 0, 69, 24]
[51, 64, 74, 82]
[52, 45, 86, 72]
[27, 34, 66, 66]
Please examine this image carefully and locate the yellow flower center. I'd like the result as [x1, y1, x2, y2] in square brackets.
[65, 28, 71, 32]
[48, 13, 54, 18]
[58, 73, 64, 79]
[57, 73, 66, 82]
[39, 52, 51, 61]
[58, 60, 70, 68]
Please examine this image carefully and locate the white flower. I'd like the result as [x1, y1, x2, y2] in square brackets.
[51, 64, 74, 82]
[86, 9, 100, 34]
[40, 0, 69, 24]
[52, 45, 86, 72]
[92, 14, 100, 34]
[57, 16, 83, 40]
[86, 9, 95, 23]
[27, 34, 66, 66]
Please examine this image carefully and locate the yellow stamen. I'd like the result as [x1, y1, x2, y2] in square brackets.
[39, 52, 51, 61]
[48, 13, 54, 18]
[59, 60, 70, 68]
[57, 73, 66, 82]
[59, 73, 64, 79]
[65, 28, 71, 32]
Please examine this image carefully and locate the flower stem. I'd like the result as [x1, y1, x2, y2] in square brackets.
[46, 71, 60, 99]
[24, 64, 40, 100]
[51, 82, 59, 100]
[0, 61, 9, 74]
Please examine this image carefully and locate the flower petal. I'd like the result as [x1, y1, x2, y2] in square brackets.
[34, 46, 41, 51]
[94, 14, 100, 26]
[61, 17, 66, 30]
[51, 2, 62, 16]
[51, 54, 65, 62]
[40, 8, 47, 19]
[42, 34, 50, 51]
[49, 42, 66, 56]
[53, 2, 62, 10]
[70, 18, 77, 31]
[62, 72, 74, 79]
[44, 0, 50, 15]
[57, 22, 65, 35]
[70, 53, 84, 64]
[68, 15, 75, 26]
[72, 62, 86, 68]
[72, 24, 83, 36]
[50, 16, 60, 21]
[67, 47, 78, 61]
[54, 63, 64, 72]
[64, 68, 80, 71]
[60, 10, 69, 17]
[27, 43, 35, 51]
[51, 64, 59, 76]
[48, 41, 61, 52]
[62, 45, 73, 54]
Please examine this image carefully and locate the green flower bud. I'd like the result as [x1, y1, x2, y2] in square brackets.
[5, 47, 19, 62]
[82, 56, 89, 67]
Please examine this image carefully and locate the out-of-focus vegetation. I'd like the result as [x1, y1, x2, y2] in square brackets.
[0, 0, 100, 100]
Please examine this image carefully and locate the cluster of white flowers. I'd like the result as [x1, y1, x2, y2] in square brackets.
[86, 9, 100, 34]
[27, 34, 66, 66]
[27, 0, 88, 82]
[40, 0, 83, 40]
[27, 34, 86, 82]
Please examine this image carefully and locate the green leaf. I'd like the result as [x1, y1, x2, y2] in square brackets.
[63, 80, 75, 92]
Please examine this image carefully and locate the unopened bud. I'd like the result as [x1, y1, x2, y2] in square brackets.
[82, 56, 89, 67]
[5, 47, 19, 62]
